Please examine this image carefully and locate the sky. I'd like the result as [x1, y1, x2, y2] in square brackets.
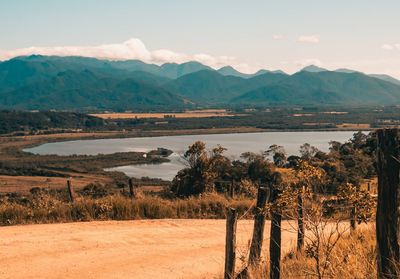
[1, 0, 400, 78]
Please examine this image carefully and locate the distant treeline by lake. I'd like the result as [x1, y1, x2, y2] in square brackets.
[2, 106, 400, 135]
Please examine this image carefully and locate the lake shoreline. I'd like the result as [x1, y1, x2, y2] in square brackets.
[0, 127, 367, 193]
[18, 126, 370, 153]
[25, 129, 363, 180]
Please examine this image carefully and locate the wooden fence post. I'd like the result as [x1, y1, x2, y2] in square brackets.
[297, 185, 305, 252]
[248, 187, 269, 266]
[350, 205, 357, 231]
[270, 188, 281, 279]
[376, 129, 400, 278]
[225, 208, 238, 279]
[67, 179, 75, 203]
[229, 180, 235, 199]
[128, 178, 136, 199]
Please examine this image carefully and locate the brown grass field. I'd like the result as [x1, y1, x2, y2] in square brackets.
[0, 174, 113, 194]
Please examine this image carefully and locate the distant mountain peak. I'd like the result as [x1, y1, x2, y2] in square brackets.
[335, 68, 359, 74]
[253, 69, 268, 75]
[181, 61, 207, 66]
[158, 61, 212, 78]
[301, 65, 328, 73]
[217, 66, 286, 79]
[218, 65, 236, 71]
[19, 54, 45, 60]
[217, 66, 244, 77]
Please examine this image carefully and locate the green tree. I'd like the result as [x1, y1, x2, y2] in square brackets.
[171, 141, 215, 197]
[299, 143, 318, 160]
[265, 144, 287, 167]
[241, 152, 275, 184]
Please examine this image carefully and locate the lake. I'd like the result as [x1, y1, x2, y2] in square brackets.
[25, 131, 358, 180]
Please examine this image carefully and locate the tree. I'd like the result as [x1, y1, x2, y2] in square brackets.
[299, 143, 318, 160]
[287, 155, 301, 168]
[241, 152, 275, 184]
[337, 182, 376, 229]
[350, 131, 367, 150]
[265, 144, 287, 167]
[209, 145, 231, 181]
[293, 161, 325, 251]
[317, 134, 376, 193]
[171, 141, 218, 197]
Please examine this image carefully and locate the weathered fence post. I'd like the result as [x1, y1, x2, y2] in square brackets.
[67, 179, 75, 203]
[229, 180, 235, 199]
[269, 188, 281, 279]
[350, 205, 357, 231]
[128, 178, 136, 199]
[225, 208, 238, 279]
[376, 128, 400, 278]
[248, 187, 269, 266]
[297, 185, 305, 252]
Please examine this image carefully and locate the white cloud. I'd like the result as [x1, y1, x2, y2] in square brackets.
[272, 34, 285, 40]
[297, 35, 320, 44]
[0, 38, 152, 61]
[294, 58, 322, 67]
[382, 44, 394, 50]
[382, 43, 400, 50]
[0, 38, 257, 73]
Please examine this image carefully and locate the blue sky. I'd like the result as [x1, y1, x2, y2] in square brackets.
[1, 0, 400, 77]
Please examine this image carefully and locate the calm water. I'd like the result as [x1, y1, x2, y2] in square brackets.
[25, 131, 358, 180]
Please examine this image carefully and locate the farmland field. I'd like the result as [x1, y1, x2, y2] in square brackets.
[90, 109, 235, 119]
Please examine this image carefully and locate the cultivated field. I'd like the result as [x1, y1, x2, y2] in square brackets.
[336, 123, 371, 129]
[0, 219, 298, 279]
[90, 109, 235, 119]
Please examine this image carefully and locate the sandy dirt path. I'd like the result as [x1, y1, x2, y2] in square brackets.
[0, 219, 298, 279]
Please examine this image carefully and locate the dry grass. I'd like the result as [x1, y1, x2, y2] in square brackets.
[242, 224, 376, 279]
[0, 191, 253, 226]
[285, 224, 376, 278]
[0, 174, 113, 194]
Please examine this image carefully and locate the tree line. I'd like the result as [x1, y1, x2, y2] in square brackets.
[171, 131, 376, 201]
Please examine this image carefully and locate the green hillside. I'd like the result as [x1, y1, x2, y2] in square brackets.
[1, 55, 400, 110]
[0, 69, 185, 110]
[165, 70, 246, 103]
[233, 71, 400, 105]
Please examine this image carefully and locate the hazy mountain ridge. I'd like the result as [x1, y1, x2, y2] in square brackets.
[1, 56, 400, 110]
[0, 65, 185, 110]
[233, 71, 400, 105]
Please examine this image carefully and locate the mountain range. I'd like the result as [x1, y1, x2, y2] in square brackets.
[1, 55, 400, 110]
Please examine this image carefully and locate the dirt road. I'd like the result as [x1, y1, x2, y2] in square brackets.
[1, 220, 298, 279]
